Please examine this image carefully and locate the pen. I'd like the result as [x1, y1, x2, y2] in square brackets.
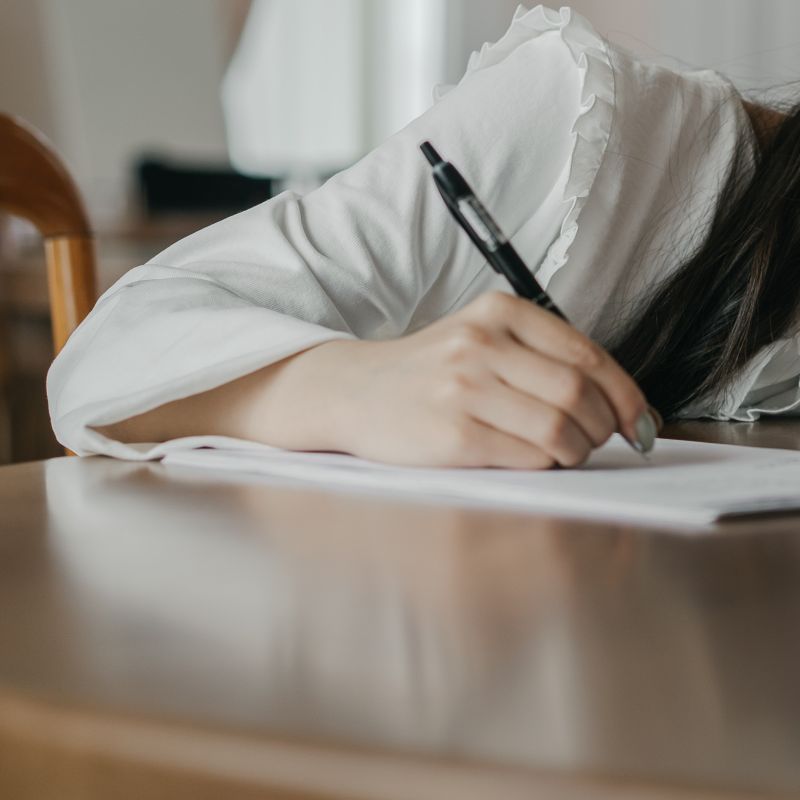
[420, 140, 652, 458]
[420, 141, 567, 319]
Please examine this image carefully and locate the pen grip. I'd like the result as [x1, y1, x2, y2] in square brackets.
[491, 243, 567, 321]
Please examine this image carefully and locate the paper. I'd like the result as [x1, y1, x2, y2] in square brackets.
[161, 434, 800, 527]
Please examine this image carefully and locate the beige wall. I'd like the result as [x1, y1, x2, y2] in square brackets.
[557, 0, 655, 53]
[4, 0, 800, 228]
[0, 0, 231, 224]
[0, 1, 59, 141]
[569, 0, 800, 96]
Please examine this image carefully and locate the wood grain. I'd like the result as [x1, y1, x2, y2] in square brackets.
[0, 113, 96, 354]
[44, 236, 96, 354]
[1, 424, 800, 798]
[0, 689, 770, 800]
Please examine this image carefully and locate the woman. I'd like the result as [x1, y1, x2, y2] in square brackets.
[48, 6, 796, 469]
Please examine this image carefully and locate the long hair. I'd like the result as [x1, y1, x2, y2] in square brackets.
[610, 101, 800, 420]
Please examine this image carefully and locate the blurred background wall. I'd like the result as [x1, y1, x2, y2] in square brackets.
[0, 0, 236, 225]
[574, 0, 800, 96]
[2, 0, 800, 463]
[4, 0, 800, 223]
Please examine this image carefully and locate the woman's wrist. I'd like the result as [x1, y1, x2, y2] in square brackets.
[251, 337, 371, 453]
[94, 337, 372, 450]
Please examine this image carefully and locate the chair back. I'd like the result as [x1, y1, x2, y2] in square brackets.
[0, 113, 96, 352]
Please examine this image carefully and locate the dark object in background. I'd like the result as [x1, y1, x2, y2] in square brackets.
[136, 156, 277, 216]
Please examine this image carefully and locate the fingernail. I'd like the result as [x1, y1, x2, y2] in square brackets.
[632, 410, 658, 454]
[648, 405, 664, 433]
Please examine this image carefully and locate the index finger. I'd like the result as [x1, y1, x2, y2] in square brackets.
[490, 295, 652, 445]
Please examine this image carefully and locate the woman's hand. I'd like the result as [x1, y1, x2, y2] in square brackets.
[98, 291, 659, 469]
[330, 291, 658, 469]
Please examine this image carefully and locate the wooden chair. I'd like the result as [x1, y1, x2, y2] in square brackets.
[0, 113, 96, 354]
[0, 113, 97, 459]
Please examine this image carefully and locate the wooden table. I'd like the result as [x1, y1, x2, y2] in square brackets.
[2, 422, 800, 799]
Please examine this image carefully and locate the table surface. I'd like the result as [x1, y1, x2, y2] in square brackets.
[2, 421, 800, 799]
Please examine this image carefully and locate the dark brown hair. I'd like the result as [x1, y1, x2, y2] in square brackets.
[610, 101, 800, 420]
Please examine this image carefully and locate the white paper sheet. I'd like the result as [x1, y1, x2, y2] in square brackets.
[161, 434, 800, 527]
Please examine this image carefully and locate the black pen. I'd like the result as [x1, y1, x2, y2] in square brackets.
[420, 140, 654, 458]
[420, 141, 566, 320]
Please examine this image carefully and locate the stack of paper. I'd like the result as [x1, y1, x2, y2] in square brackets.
[161, 434, 800, 527]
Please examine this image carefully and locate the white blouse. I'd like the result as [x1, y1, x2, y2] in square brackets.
[47, 5, 800, 460]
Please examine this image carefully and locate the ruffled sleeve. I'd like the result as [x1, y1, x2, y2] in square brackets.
[47, 5, 613, 459]
[435, 5, 615, 288]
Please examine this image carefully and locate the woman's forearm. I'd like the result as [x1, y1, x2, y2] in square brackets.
[95, 292, 657, 467]
[94, 340, 359, 449]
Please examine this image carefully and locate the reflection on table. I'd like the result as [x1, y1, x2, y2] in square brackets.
[2, 430, 800, 797]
